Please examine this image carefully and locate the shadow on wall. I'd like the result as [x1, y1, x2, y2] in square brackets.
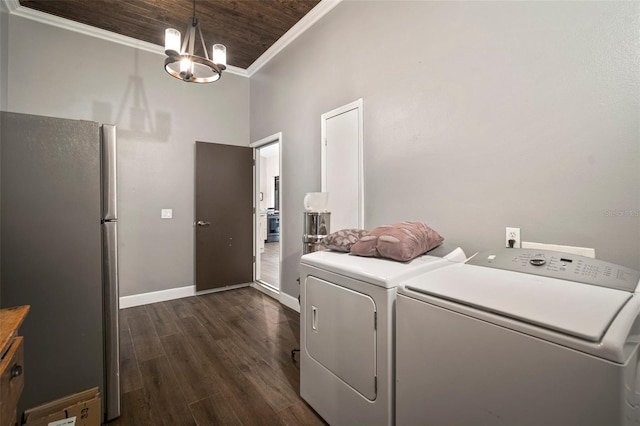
[92, 50, 171, 141]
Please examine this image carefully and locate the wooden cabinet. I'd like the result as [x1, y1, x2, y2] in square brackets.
[0, 306, 29, 426]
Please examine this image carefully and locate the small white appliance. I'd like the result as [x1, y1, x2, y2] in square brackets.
[396, 248, 640, 426]
[299, 244, 466, 426]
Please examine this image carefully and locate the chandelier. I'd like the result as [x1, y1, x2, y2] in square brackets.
[164, 0, 227, 83]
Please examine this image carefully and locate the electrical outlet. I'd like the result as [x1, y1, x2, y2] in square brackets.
[506, 227, 521, 248]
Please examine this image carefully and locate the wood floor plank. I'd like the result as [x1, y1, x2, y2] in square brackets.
[265, 304, 294, 325]
[172, 316, 227, 383]
[163, 298, 194, 319]
[215, 333, 299, 412]
[160, 333, 217, 404]
[225, 316, 303, 393]
[235, 304, 300, 359]
[215, 287, 249, 307]
[145, 302, 180, 337]
[119, 305, 148, 322]
[278, 400, 327, 426]
[138, 355, 196, 426]
[243, 293, 290, 325]
[254, 310, 300, 373]
[186, 299, 231, 340]
[176, 315, 283, 426]
[119, 324, 143, 394]
[227, 292, 301, 362]
[108, 388, 153, 426]
[247, 358, 301, 412]
[215, 336, 260, 374]
[200, 292, 242, 323]
[189, 394, 243, 426]
[259, 241, 279, 287]
[280, 303, 301, 324]
[128, 308, 165, 362]
[181, 295, 202, 305]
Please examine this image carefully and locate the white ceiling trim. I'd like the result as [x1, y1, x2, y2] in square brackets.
[4, 0, 343, 79]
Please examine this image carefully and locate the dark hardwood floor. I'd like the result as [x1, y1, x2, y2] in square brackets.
[259, 242, 280, 288]
[109, 287, 325, 426]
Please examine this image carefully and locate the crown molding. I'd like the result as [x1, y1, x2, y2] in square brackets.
[4, 0, 339, 79]
[246, 0, 343, 77]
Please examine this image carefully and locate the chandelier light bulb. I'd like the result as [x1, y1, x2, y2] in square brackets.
[180, 58, 192, 75]
[212, 44, 227, 66]
[164, 28, 181, 56]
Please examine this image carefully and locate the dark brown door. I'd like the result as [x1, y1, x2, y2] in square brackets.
[195, 142, 253, 291]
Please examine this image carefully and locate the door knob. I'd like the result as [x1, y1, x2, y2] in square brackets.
[197, 220, 211, 226]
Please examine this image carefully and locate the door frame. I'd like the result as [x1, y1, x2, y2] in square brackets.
[250, 132, 282, 298]
[321, 98, 365, 229]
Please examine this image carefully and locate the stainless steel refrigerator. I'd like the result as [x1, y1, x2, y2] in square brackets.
[0, 111, 121, 422]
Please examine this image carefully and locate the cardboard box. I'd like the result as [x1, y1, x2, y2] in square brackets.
[23, 388, 100, 426]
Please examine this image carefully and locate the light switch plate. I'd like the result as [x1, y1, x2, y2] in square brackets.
[161, 209, 173, 219]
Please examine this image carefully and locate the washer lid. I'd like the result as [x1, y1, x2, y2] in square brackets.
[403, 264, 632, 342]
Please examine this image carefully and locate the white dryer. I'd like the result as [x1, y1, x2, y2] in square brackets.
[396, 248, 640, 426]
[299, 244, 466, 426]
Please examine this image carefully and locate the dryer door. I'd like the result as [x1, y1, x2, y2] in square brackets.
[305, 275, 377, 400]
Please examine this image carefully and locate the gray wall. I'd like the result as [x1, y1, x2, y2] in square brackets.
[251, 1, 640, 298]
[3, 1, 639, 302]
[5, 15, 250, 297]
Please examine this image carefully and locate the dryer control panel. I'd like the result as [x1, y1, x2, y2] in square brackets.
[467, 248, 640, 292]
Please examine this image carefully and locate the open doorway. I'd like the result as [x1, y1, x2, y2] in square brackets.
[252, 133, 281, 294]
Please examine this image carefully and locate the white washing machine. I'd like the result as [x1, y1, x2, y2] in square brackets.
[299, 244, 466, 426]
[396, 248, 640, 426]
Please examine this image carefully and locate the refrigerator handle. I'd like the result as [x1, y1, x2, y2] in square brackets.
[102, 125, 117, 220]
[102, 221, 121, 421]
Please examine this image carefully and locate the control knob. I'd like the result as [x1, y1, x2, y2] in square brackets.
[529, 253, 546, 266]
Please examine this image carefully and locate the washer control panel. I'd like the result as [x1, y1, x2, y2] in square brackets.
[467, 248, 640, 292]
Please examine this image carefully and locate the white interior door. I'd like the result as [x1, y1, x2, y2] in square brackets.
[321, 99, 364, 232]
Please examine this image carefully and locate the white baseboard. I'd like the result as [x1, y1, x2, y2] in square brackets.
[119, 285, 195, 309]
[119, 282, 299, 312]
[279, 291, 300, 313]
[195, 283, 249, 296]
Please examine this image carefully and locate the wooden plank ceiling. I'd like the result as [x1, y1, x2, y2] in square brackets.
[19, 0, 321, 69]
